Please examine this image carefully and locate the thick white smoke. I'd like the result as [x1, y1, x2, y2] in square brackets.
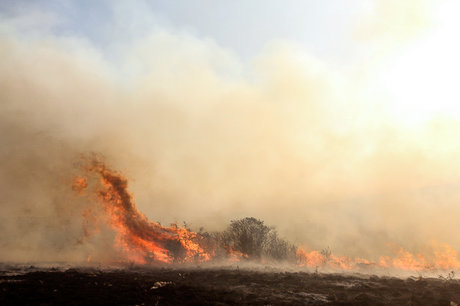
[2, 0, 460, 263]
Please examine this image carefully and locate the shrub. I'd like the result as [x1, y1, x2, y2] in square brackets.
[220, 217, 296, 261]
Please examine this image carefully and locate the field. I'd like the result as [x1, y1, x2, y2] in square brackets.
[1, 265, 460, 305]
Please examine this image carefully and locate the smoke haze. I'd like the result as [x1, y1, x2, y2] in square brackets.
[2, 0, 460, 263]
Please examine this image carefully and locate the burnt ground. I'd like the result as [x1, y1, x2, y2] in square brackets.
[1, 265, 460, 305]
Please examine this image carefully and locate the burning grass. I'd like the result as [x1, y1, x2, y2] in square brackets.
[72, 155, 460, 274]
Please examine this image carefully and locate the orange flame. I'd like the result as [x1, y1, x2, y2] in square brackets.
[226, 248, 248, 262]
[297, 244, 460, 271]
[296, 248, 353, 270]
[75, 158, 209, 264]
[72, 176, 88, 193]
[74, 157, 460, 271]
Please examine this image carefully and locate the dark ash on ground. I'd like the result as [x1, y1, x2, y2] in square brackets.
[1, 266, 460, 305]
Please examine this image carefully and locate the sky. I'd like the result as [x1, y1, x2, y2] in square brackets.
[0, 0, 364, 61]
[2, 0, 460, 263]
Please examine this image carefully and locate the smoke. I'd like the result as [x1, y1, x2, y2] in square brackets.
[1, 1, 460, 264]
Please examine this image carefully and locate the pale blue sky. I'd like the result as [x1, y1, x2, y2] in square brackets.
[0, 0, 366, 61]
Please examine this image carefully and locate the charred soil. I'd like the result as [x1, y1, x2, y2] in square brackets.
[1, 266, 460, 305]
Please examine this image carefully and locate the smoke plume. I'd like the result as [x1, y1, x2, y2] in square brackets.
[1, 1, 460, 265]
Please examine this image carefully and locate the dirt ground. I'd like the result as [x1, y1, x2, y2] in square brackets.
[1, 265, 460, 305]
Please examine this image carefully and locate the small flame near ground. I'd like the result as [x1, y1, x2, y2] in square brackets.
[73, 156, 460, 272]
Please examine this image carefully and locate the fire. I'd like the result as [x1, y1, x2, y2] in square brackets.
[73, 157, 460, 271]
[75, 157, 210, 264]
[72, 176, 88, 193]
[296, 248, 353, 270]
[226, 248, 249, 262]
[297, 244, 460, 271]
[433, 243, 460, 270]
